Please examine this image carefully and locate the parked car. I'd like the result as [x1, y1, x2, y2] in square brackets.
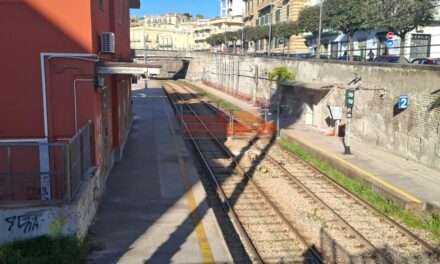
[373, 55, 410, 64]
[411, 58, 440, 65]
[338, 55, 365, 61]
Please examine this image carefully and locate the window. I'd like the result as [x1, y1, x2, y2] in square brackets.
[275, 9, 280, 23]
[99, 0, 104, 10]
[286, 5, 290, 20]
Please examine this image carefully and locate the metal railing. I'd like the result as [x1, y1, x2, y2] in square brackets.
[0, 122, 92, 204]
[131, 49, 193, 58]
[66, 121, 92, 201]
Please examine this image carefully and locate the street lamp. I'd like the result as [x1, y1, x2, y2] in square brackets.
[317, 0, 323, 59]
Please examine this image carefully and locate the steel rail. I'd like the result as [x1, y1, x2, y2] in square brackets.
[163, 83, 264, 263]
[258, 147, 393, 263]
[273, 144, 440, 257]
[165, 82, 324, 263]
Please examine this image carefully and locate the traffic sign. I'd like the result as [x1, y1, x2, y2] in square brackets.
[386, 40, 394, 47]
[386, 32, 394, 40]
[398, 95, 409, 109]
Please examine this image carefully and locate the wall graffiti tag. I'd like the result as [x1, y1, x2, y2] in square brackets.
[5, 215, 39, 233]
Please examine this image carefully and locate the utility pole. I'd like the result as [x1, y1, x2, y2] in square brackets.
[241, 6, 245, 54]
[142, 27, 147, 64]
[268, 0, 274, 56]
[317, 0, 323, 60]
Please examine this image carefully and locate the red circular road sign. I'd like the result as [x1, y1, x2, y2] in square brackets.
[386, 32, 394, 40]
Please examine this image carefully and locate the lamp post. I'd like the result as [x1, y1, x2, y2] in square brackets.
[317, 0, 323, 59]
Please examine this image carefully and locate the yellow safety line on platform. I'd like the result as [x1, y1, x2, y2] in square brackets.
[162, 90, 215, 263]
[288, 133, 423, 204]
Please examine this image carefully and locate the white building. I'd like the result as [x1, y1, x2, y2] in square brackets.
[220, 0, 244, 17]
[304, 5, 440, 61]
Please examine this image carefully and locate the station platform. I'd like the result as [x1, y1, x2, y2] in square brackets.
[189, 80, 440, 210]
[87, 81, 233, 263]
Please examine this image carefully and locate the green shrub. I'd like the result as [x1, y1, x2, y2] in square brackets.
[268, 66, 295, 84]
[0, 235, 90, 264]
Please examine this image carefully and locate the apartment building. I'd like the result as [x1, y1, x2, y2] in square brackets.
[243, 0, 309, 54]
[220, 0, 245, 17]
[130, 14, 194, 51]
[131, 15, 244, 52]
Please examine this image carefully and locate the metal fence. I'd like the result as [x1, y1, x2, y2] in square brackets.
[67, 121, 92, 201]
[132, 49, 194, 58]
[0, 122, 92, 204]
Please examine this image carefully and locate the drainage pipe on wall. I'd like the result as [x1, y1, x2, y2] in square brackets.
[40, 52, 99, 139]
[73, 79, 94, 133]
[39, 52, 98, 200]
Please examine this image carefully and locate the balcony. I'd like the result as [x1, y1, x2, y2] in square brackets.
[257, 0, 274, 11]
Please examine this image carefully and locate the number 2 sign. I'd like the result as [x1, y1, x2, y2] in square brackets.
[398, 95, 409, 109]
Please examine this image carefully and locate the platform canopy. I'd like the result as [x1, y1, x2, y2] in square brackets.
[97, 62, 161, 75]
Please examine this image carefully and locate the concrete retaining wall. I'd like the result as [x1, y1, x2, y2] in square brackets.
[0, 168, 102, 243]
[187, 54, 440, 170]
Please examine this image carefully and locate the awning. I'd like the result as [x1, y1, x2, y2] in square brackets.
[97, 62, 161, 75]
[281, 81, 335, 91]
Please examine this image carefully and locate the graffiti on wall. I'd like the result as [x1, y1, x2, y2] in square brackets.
[5, 215, 39, 234]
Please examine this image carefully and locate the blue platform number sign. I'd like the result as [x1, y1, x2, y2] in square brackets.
[386, 40, 394, 48]
[398, 95, 409, 109]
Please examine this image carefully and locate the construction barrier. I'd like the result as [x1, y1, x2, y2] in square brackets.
[178, 110, 277, 139]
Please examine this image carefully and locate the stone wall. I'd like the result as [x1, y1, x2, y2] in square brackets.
[187, 54, 440, 170]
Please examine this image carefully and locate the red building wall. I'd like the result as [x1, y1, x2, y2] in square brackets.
[0, 0, 134, 200]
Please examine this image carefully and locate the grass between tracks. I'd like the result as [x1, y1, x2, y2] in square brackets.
[0, 235, 91, 264]
[176, 80, 440, 242]
[278, 137, 440, 242]
[176, 81, 241, 112]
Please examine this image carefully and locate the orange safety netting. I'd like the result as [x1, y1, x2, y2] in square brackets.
[177, 112, 277, 139]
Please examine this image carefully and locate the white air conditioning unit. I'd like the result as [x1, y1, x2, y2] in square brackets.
[100, 32, 115, 53]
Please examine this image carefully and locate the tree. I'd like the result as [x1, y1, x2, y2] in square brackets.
[273, 21, 298, 53]
[205, 33, 224, 46]
[375, 0, 436, 62]
[324, 0, 372, 61]
[195, 14, 204, 20]
[297, 5, 324, 37]
[182, 13, 192, 20]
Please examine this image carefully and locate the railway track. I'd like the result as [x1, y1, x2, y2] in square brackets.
[164, 81, 324, 263]
[254, 141, 440, 262]
[163, 81, 440, 263]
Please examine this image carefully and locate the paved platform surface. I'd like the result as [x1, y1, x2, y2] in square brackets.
[88, 80, 232, 264]
[190, 80, 440, 209]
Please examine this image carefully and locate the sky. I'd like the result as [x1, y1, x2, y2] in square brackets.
[130, 0, 219, 18]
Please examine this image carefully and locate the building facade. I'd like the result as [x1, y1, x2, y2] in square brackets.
[243, 0, 309, 54]
[130, 14, 194, 51]
[130, 14, 244, 52]
[0, 0, 138, 214]
[220, 0, 245, 17]
[304, 5, 440, 61]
